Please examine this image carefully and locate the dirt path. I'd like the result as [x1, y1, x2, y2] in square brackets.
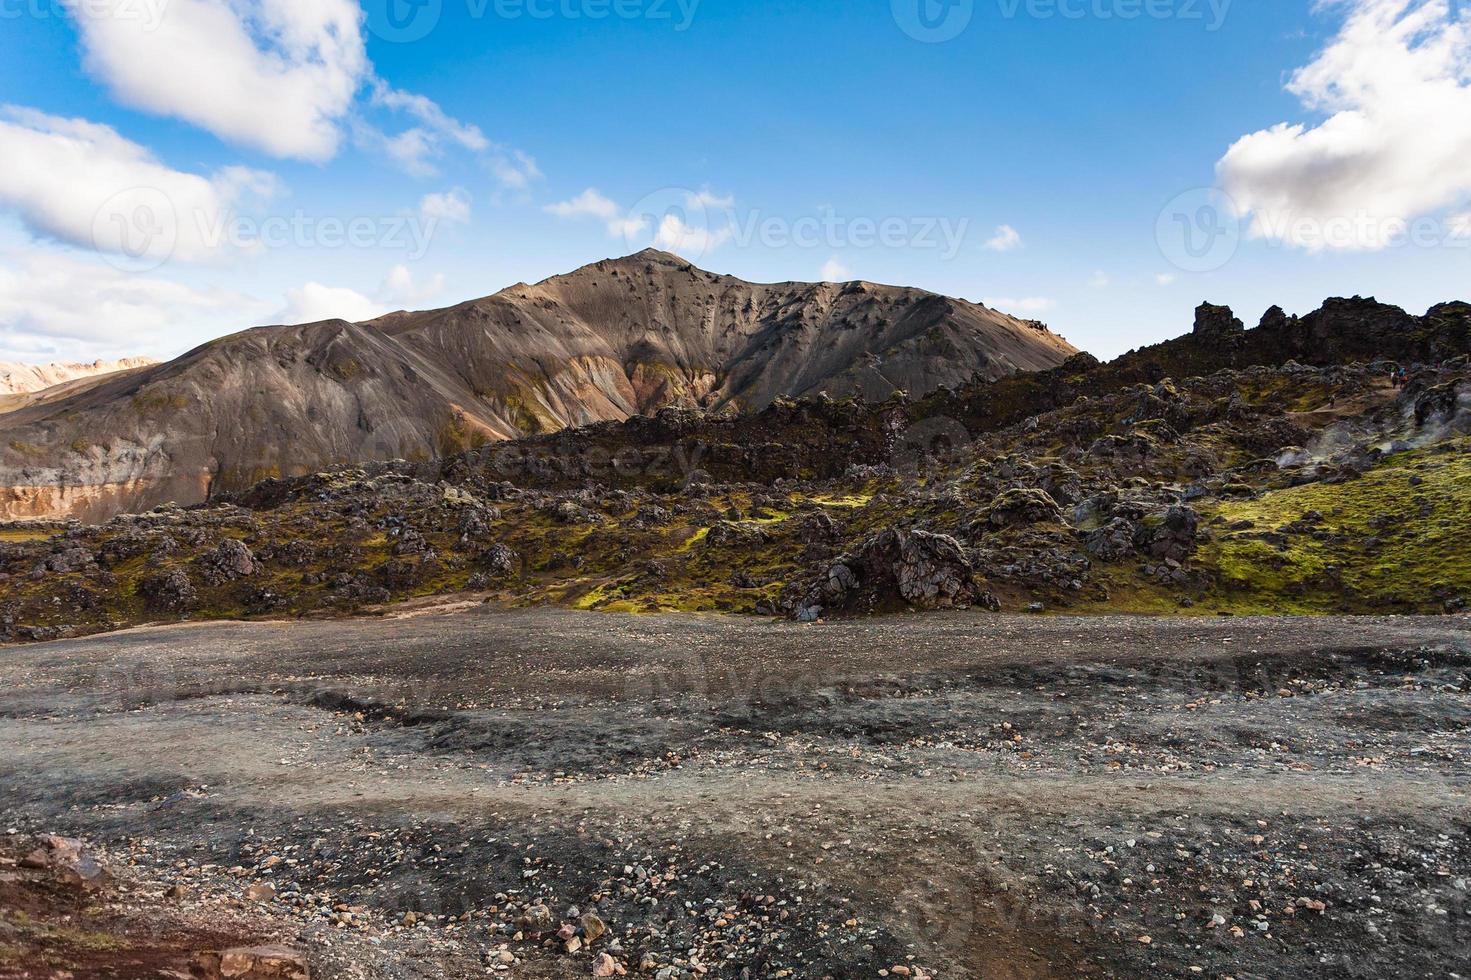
[2, 609, 1469, 979]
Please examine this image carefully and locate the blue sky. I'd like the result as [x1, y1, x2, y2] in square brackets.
[0, 0, 1468, 364]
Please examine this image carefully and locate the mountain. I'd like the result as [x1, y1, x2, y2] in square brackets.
[0, 358, 155, 396]
[4, 295, 1468, 644]
[0, 250, 1076, 521]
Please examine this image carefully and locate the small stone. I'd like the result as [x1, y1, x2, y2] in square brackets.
[243, 882, 276, 903]
[199, 946, 309, 980]
[580, 912, 607, 944]
[592, 953, 625, 977]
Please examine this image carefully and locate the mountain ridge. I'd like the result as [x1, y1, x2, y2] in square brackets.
[0, 250, 1076, 521]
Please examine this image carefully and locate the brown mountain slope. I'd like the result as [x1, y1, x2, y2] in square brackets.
[0, 250, 1075, 521]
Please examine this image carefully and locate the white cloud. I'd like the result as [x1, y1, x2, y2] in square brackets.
[982, 296, 1056, 315]
[275, 264, 448, 325]
[984, 224, 1022, 252]
[63, 0, 368, 162]
[545, 188, 656, 239]
[365, 126, 440, 178]
[1218, 0, 1471, 251]
[688, 188, 736, 210]
[275, 282, 385, 325]
[362, 82, 536, 185]
[608, 214, 652, 239]
[0, 249, 261, 361]
[369, 82, 489, 153]
[488, 149, 542, 190]
[380, 264, 446, 307]
[820, 257, 853, 282]
[545, 188, 734, 256]
[652, 213, 731, 255]
[1156, 273, 1177, 286]
[420, 188, 472, 225]
[545, 189, 623, 223]
[1089, 270, 1110, 288]
[0, 106, 278, 265]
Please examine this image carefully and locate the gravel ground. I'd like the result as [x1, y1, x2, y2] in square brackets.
[1, 608, 1469, 979]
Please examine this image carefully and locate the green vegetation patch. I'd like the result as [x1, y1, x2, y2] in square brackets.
[1199, 441, 1471, 613]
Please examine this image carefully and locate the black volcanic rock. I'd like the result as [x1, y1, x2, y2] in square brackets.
[1193, 302, 1245, 340]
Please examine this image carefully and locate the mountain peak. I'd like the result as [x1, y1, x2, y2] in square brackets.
[621, 247, 688, 265]
[0, 255, 1078, 520]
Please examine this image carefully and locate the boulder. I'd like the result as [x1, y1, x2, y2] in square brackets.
[1135, 505, 1199, 563]
[703, 521, 771, 549]
[196, 946, 310, 980]
[480, 543, 519, 579]
[1084, 518, 1138, 562]
[140, 569, 200, 613]
[790, 528, 995, 619]
[987, 488, 1065, 528]
[1193, 302, 1245, 340]
[23, 835, 109, 892]
[197, 539, 257, 585]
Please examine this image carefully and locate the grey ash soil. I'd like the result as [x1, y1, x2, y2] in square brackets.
[1, 609, 1469, 979]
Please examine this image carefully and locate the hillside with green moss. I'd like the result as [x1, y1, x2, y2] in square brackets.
[1, 298, 1468, 642]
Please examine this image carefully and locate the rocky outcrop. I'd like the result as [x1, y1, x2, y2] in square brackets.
[788, 528, 995, 620]
[1193, 302, 1245, 341]
[197, 539, 257, 585]
[195, 947, 310, 980]
[19, 834, 110, 892]
[986, 488, 1066, 528]
[140, 568, 200, 613]
[1135, 506, 1200, 563]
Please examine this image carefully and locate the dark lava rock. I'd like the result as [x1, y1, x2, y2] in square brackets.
[789, 528, 996, 620]
[197, 539, 257, 586]
[139, 569, 200, 613]
[987, 488, 1066, 528]
[1135, 506, 1200, 563]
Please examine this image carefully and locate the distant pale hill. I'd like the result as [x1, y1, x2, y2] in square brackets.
[0, 357, 156, 396]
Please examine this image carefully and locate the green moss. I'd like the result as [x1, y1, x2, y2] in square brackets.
[7, 441, 45, 458]
[1198, 442, 1471, 613]
[497, 378, 562, 435]
[131, 391, 189, 414]
[436, 414, 492, 456]
[0, 528, 57, 542]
